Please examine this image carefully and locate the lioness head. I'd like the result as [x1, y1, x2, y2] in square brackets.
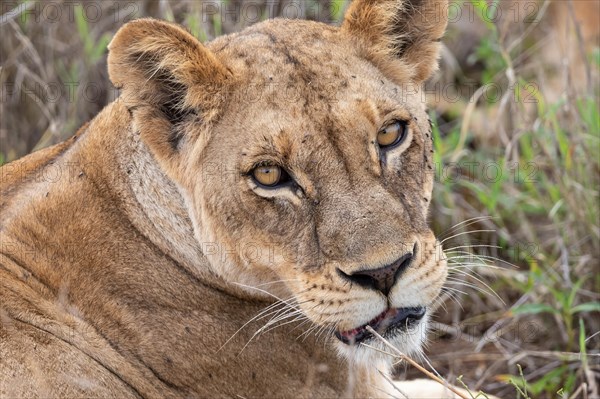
[107, 0, 448, 364]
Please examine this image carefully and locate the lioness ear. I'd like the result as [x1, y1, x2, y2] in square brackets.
[342, 0, 448, 83]
[107, 18, 231, 162]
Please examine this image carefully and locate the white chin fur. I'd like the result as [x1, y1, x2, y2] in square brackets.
[333, 315, 429, 371]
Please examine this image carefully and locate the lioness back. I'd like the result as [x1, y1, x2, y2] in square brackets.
[1, 1, 455, 398]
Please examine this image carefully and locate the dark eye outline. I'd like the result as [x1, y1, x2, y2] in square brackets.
[377, 120, 409, 150]
[249, 163, 293, 189]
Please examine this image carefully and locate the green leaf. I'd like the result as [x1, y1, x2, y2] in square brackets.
[91, 33, 112, 63]
[572, 302, 600, 314]
[74, 5, 92, 56]
[212, 13, 222, 37]
[470, 0, 497, 33]
[74, 4, 89, 39]
[567, 279, 586, 309]
[511, 303, 558, 316]
[528, 365, 569, 395]
[330, 0, 347, 22]
[579, 318, 587, 365]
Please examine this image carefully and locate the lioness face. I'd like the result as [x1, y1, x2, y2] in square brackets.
[108, 0, 448, 363]
[198, 22, 447, 360]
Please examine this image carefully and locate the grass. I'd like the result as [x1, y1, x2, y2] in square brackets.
[423, 2, 599, 396]
[1, 1, 598, 398]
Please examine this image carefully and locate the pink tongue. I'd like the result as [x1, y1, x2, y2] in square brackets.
[342, 309, 391, 337]
[343, 329, 359, 338]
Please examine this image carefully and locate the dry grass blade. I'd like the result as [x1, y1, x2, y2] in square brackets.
[363, 326, 471, 399]
[0, 1, 36, 27]
[377, 369, 409, 399]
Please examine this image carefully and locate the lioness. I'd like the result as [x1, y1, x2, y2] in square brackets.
[1, 0, 454, 397]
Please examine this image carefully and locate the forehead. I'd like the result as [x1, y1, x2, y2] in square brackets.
[210, 19, 423, 140]
[211, 19, 351, 82]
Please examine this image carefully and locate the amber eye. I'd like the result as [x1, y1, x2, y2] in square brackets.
[252, 165, 290, 187]
[377, 120, 407, 148]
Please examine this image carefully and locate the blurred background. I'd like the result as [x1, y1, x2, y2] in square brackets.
[1, 1, 598, 397]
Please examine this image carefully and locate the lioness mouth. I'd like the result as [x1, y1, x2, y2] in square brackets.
[335, 307, 426, 345]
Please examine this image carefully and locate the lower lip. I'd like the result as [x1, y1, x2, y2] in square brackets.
[335, 307, 426, 345]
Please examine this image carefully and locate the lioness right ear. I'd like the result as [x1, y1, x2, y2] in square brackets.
[342, 0, 448, 84]
[108, 18, 231, 163]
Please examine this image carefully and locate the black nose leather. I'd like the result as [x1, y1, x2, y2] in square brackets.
[339, 252, 413, 296]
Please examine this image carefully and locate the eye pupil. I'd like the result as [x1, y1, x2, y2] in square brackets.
[377, 121, 407, 148]
[252, 165, 290, 187]
[254, 166, 281, 186]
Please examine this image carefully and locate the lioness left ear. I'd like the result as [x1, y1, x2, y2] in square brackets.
[108, 18, 231, 163]
[342, 0, 448, 84]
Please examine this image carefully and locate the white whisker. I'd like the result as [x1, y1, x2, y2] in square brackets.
[444, 244, 501, 252]
[439, 216, 496, 236]
[440, 229, 496, 245]
[446, 268, 504, 303]
[446, 277, 500, 302]
[254, 278, 301, 287]
[447, 252, 518, 268]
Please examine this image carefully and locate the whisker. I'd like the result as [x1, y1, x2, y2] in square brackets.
[441, 286, 468, 297]
[296, 313, 338, 342]
[446, 252, 494, 265]
[254, 278, 301, 288]
[240, 307, 307, 352]
[289, 317, 314, 334]
[218, 300, 294, 352]
[232, 282, 302, 309]
[261, 313, 309, 335]
[437, 288, 465, 311]
[298, 323, 320, 341]
[447, 252, 519, 268]
[432, 296, 450, 312]
[445, 277, 500, 302]
[255, 298, 316, 335]
[438, 216, 497, 239]
[220, 283, 315, 352]
[440, 229, 496, 245]
[448, 264, 502, 272]
[444, 244, 501, 252]
[262, 309, 303, 328]
[446, 267, 504, 303]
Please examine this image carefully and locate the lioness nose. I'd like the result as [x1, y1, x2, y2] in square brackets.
[340, 252, 413, 296]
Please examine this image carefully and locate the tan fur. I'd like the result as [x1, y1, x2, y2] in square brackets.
[0, 1, 450, 397]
